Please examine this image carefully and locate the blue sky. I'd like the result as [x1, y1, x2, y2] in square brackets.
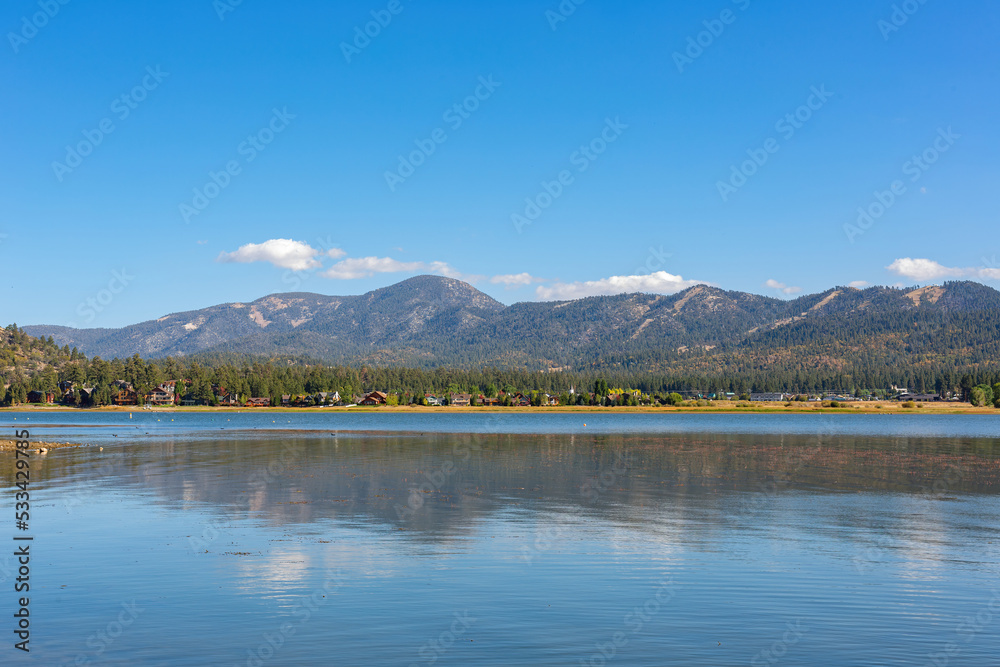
[2, 0, 998, 328]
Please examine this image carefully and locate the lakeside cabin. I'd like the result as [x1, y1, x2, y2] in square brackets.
[218, 392, 240, 406]
[450, 393, 472, 407]
[147, 385, 177, 406]
[113, 380, 138, 406]
[27, 390, 56, 404]
[360, 391, 388, 406]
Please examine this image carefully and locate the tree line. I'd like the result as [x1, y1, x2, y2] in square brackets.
[2, 324, 1000, 407]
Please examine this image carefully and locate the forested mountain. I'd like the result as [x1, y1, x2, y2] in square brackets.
[22, 278, 1000, 380]
[4, 273, 1000, 400]
[0, 324, 84, 404]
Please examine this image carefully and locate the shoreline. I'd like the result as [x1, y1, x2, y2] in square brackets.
[0, 439, 85, 452]
[1, 402, 996, 416]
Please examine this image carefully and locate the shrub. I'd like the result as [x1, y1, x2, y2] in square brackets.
[902, 401, 915, 408]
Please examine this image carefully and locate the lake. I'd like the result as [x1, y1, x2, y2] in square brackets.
[3, 412, 999, 665]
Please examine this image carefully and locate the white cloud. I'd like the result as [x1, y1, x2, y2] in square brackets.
[320, 257, 483, 282]
[849, 281, 870, 289]
[217, 241, 482, 282]
[765, 279, 802, 295]
[322, 258, 480, 281]
[887, 258, 966, 282]
[490, 273, 546, 288]
[886, 258, 960, 281]
[322, 257, 425, 280]
[886, 257, 1000, 283]
[426, 261, 484, 283]
[217, 239, 333, 272]
[535, 271, 708, 301]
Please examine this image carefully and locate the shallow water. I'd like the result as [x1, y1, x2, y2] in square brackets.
[2, 414, 999, 665]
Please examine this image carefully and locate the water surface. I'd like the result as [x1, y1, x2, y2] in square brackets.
[2, 414, 999, 665]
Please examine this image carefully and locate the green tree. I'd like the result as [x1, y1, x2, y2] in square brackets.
[970, 385, 994, 407]
[10, 381, 28, 405]
[195, 378, 215, 405]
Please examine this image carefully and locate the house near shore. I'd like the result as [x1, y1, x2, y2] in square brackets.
[246, 397, 270, 408]
[146, 384, 176, 406]
[750, 393, 788, 402]
[114, 387, 139, 406]
[450, 393, 472, 407]
[898, 393, 941, 402]
[217, 392, 240, 406]
[58, 381, 77, 404]
[146, 380, 181, 405]
[479, 396, 500, 407]
[108, 380, 138, 405]
[58, 385, 94, 404]
[360, 391, 388, 406]
[314, 391, 340, 405]
[27, 390, 55, 404]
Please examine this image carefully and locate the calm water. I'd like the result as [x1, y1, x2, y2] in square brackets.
[3, 413, 999, 665]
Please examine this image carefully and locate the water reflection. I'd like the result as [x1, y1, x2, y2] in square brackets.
[12, 431, 1000, 537]
[3, 429, 999, 665]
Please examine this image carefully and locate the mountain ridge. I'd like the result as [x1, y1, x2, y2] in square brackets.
[21, 276, 1000, 372]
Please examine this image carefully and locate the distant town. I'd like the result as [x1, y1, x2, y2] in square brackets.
[18, 380, 993, 410]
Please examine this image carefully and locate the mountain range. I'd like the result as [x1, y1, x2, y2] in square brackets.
[22, 276, 1000, 375]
